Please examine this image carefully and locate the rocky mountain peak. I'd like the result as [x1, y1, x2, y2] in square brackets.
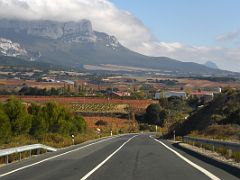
[0, 37, 28, 57]
[0, 19, 95, 42]
[63, 20, 93, 35]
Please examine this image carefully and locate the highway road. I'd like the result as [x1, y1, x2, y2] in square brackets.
[0, 134, 239, 180]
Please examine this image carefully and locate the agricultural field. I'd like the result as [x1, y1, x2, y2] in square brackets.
[83, 116, 138, 133]
[0, 79, 64, 90]
[0, 96, 155, 113]
[72, 103, 128, 113]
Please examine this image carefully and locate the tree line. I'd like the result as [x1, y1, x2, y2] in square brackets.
[0, 97, 86, 143]
[144, 96, 193, 127]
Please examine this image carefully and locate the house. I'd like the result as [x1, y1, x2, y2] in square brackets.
[111, 91, 131, 97]
[63, 80, 75, 92]
[154, 91, 187, 99]
[190, 91, 214, 102]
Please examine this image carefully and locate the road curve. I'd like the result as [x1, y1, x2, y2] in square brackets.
[0, 134, 238, 180]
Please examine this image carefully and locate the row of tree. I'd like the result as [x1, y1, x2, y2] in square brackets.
[144, 96, 194, 127]
[0, 97, 86, 143]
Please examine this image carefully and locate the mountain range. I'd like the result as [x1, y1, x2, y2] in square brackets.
[0, 19, 236, 76]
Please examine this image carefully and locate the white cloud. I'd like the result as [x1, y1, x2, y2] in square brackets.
[0, 0, 240, 72]
[0, 0, 155, 49]
[216, 30, 240, 42]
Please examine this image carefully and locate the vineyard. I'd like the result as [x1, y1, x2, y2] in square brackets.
[72, 103, 128, 113]
[0, 96, 157, 113]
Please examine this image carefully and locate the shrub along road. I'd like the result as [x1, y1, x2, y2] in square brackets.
[0, 134, 238, 180]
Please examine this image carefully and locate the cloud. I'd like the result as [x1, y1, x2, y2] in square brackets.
[0, 0, 155, 50]
[216, 30, 240, 41]
[137, 42, 240, 72]
[0, 0, 240, 72]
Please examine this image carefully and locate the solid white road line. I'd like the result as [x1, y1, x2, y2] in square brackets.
[80, 135, 138, 180]
[153, 137, 220, 180]
[0, 135, 129, 178]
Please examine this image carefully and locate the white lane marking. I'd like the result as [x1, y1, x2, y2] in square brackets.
[80, 135, 138, 180]
[152, 137, 220, 180]
[0, 135, 129, 178]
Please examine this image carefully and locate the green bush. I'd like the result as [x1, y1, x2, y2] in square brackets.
[0, 97, 87, 147]
[4, 97, 32, 135]
[232, 151, 240, 162]
[0, 103, 11, 143]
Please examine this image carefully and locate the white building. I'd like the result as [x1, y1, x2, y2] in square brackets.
[154, 91, 187, 99]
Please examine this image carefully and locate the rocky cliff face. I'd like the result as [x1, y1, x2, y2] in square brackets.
[0, 37, 28, 57]
[0, 19, 98, 43]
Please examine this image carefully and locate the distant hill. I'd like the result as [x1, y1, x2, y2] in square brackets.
[0, 56, 63, 70]
[0, 19, 237, 76]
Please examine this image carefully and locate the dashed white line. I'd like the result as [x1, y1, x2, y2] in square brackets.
[80, 135, 138, 180]
[152, 137, 220, 180]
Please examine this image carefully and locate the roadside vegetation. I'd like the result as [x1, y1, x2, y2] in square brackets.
[175, 89, 240, 141]
[143, 88, 240, 142]
[142, 96, 193, 129]
[0, 96, 89, 148]
[0, 96, 140, 149]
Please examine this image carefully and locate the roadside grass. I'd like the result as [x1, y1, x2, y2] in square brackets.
[184, 140, 240, 164]
[189, 124, 240, 143]
[232, 152, 240, 162]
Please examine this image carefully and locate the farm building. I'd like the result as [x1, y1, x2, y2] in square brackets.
[154, 91, 187, 99]
[190, 91, 214, 102]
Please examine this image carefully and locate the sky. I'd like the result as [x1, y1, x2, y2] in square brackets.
[112, 0, 240, 47]
[0, 0, 240, 71]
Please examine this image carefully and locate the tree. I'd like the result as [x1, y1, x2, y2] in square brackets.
[4, 97, 31, 135]
[0, 103, 11, 143]
[40, 102, 86, 135]
[227, 109, 240, 125]
[28, 104, 48, 138]
[145, 104, 165, 126]
[145, 104, 160, 124]
[159, 98, 169, 108]
[73, 116, 87, 133]
[188, 96, 200, 109]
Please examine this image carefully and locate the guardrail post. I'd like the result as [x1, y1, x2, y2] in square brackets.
[227, 149, 232, 158]
[5, 155, 8, 164]
[212, 145, 215, 152]
[19, 152, 21, 161]
[37, 149, 40, 155]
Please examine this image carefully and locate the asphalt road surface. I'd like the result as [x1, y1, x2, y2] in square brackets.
[0, 134, 239, 180]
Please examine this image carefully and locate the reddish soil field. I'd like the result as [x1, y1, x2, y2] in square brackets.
[0, 96, 156, 112]
[83, 116, 135, 129]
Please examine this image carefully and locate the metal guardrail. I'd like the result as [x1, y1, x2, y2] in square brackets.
[0, 144, 57, 164]
[183, 136, 240, 152]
